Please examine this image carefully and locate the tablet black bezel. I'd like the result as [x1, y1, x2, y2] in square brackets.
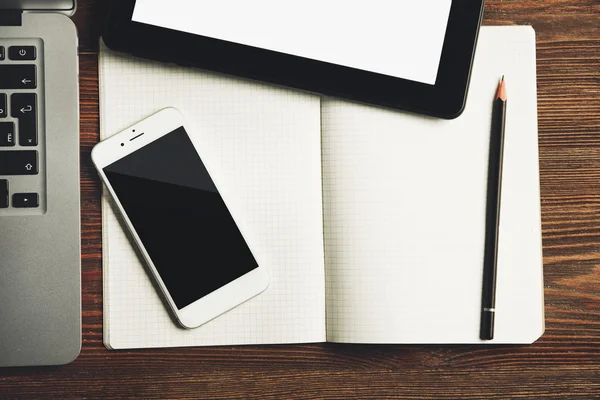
[104, 0, 485, 119]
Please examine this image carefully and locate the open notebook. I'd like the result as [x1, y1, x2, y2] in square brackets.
[99, 26, 544, 350]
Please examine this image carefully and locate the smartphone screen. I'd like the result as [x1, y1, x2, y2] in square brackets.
[103, 126, 258, 310]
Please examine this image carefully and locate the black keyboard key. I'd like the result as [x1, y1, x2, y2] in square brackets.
[11, 93, 36, 118]
[11, 93, 37, 146]
[0, 180, 7, 208]
[0, 93, 6, 118]
[0, 46, 4, 61]
[0, 150, 38, 175]
[12, 193, 39, 208]
[0, 122, 15, 146]
[9, 46, 36, 61]
[0, 65, 36, 89]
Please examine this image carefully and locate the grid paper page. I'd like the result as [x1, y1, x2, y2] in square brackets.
[322, 27, 544, 344]
[99, 43, 326, 349]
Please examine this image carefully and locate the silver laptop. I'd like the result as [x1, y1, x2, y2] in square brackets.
[0, 0, 81, 367]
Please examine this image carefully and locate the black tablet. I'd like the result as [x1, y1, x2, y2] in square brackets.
[104, 0, 485, 119]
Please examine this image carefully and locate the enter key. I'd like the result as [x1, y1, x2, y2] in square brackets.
[11, 93, 37, 146]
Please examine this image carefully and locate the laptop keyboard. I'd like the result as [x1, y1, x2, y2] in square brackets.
[0, 39, 46, 215]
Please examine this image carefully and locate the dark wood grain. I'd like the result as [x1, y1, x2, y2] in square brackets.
[2, 1, 600, 398]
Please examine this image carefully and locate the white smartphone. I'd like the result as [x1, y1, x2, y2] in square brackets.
[91, 107, 269, 329]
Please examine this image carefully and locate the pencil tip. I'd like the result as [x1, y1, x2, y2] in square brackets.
[496, 77, 507, 101]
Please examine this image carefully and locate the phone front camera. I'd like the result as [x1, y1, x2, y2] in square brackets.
[121, 143, 124, 147]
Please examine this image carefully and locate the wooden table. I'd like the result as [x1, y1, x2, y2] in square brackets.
[2, 1, 599, 398]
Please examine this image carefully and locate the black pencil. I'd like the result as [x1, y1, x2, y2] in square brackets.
[480, 76, 507, 341]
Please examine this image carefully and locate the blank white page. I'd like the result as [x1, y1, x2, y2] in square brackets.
[322, 27, 544, 344]
[99, 43, 326, 349]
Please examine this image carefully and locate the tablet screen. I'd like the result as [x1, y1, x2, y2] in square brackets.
[132, 0, 452, 85]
